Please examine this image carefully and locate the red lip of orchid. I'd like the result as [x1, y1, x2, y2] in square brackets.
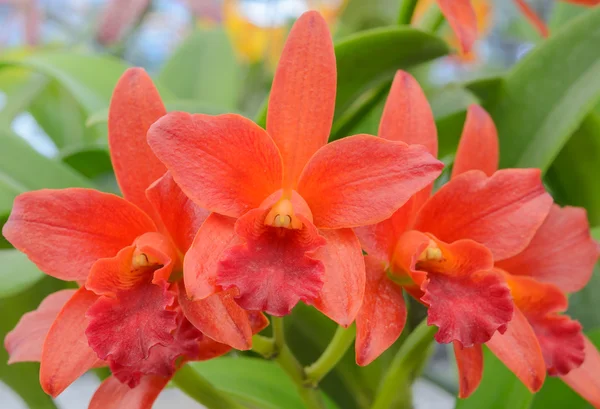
[2, 67, 268, 404]
[354, 70, 553, 369]
[147, 11, 444, 326]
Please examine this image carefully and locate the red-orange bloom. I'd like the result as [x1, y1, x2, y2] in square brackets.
[147, 11, 443, 326]
[438, 84, 600, 403]
[353, 70, 553, 368]
[3, 68, 267, 406]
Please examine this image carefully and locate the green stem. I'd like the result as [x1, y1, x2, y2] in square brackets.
[417, 3, 444, 33]
[370, 320, 437, 409]
[398, 0, 419, 25]
[173, 364, 247, 409]
[305, 324, 356, 386]
[252, 321, 326, 409]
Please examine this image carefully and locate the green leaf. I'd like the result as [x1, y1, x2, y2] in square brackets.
[454, 347, 533, 409]
[0, 277, 66, 409]
[530, 330, 600, 409]
[546, 113, 600, 227]
[592, 227, 600, 242]
[490, 7, 600, 171]
[567, 263, 600, 331]
[0, 68, 48, 126]
[0, 52, 130, 114]
[60, 145, 113, 179]
[158, 28, 240, 109]
[0, 250, 44, 298]
[256, 26, 448, 127]
[190, 357, 339, 409]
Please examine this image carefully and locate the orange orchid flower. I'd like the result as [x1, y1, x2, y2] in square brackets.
[433, 0, 600, 53]
[147, 11, 444, 327]
[2, 68, 268, 406]
[353, 70, 553, 369]
[451, 120, 600, 403]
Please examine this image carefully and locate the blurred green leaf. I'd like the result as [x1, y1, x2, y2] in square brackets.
[490, 7, 600, 171]
[0, 68, 48, 126]
[0, 250, 44, 298]
[257, 26, 448, 127]
[546, 113, 600, 227]
[549, 2, 588, 31]
[592, 227, 600, 241]
[455, 347, 533, 409]
[190, 357, 339, 409]
[60, 145, 113, 179]
[0, 52, 130, 114]
[530, 330, 600, 409]
[0, 277, 65, 409]
[158, 28, 240, 109]
[567, 263, 600, 331]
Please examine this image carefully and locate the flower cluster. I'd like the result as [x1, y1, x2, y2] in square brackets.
[2, 10, 599, 409]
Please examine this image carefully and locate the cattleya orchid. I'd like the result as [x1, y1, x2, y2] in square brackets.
[2, 68, 268, 407]
[147, 11, 444, 326]
[354, 69, 600, 406]
[426, 0, 600, 53]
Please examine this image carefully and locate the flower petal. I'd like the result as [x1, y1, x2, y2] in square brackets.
[355, 256, 406, 366]
[514, 0, 549, 38]
[487, 307, 546, 392]
[560, 336, 600, 408]
[179, 286, 254, 350]
[266, 11, 336, 190]
[297, 135, 443, 229]
[452, 105, 498, 179]
[108, 68, 167, 218]
[505, 274, 586, 376]
[184, 213, 238, 300]
[148, 112, 282, 217]
[392, 231, 513, 346]
[85, 282, 177, 369]
[146, 171, 210, 253]
[40, 288, 101, 397]
[2, 188, 156, 282]
[89, 375, 169, 409]
[437, 0, 478, 53]
[217, 209, 326, 316]
[453, 343, 483, 398]
[312, 228, 366, 327]
[5, 290, 75, 364]
[378, 71, 437, 157]
[497, 205, 599, 293]
[414, 169, 553, 260]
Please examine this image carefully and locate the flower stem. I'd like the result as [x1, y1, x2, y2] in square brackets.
[305, 324, 356, 386]
[252, 318, 326, 409]
[370, 320, 437, 409]
[398, 0, 419, 25]
[173, 364, 248, 409]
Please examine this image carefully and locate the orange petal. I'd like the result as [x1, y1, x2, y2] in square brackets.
[184, 213, 238, 300]
[437, 0, 478, 53]
[89, 375, 169, 409]
[453, 342, 483, 398]
[355, 256, 406, 366]
[497, 205, 599, 293]
[217, 209, 326, 316]
[560, 336, 600, 408]
[452, 105, 498, 179]
[487, 308, 546, 393]
[179, 286, 253, 350]
[148, 112, 283, 218]
[504, 273, 568, 316]
[297, 135, 443, 229]
[41, 288, 101, 397]
[312, 228, 366, 327]
[108, 68, 167, 219]
[393, 231, 512, 346]
[379, 71, 437, 157]
[5, 290, 76, 364]
[146, 171, 210, 253]
[513, 0, 549, 38]
[2, 188, 156, 282]
[266, 11, 336, 190]
[414, 169, 553, 260]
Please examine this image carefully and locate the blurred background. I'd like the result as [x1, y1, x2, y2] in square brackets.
[0, 1, 597, 408]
